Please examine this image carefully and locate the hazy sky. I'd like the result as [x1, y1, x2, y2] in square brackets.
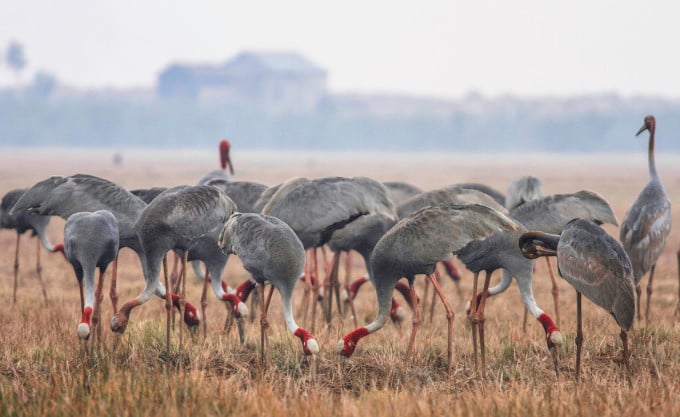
[1, 1, 678, 98]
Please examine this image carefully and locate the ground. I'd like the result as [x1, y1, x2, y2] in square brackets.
[1, 148, 679, 416]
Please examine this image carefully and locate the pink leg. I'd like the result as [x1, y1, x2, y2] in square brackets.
[429, 271, 455, 368]
[109, 255, 119, 313]
[13, 233, 20, 304]
[201, 271, 211, 340]
[405, 281, 421, 361]
[35, 238, 48, 305]
[545, 257, 560, 327]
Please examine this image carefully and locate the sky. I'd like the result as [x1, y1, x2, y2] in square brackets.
[1, 0, 678, 99]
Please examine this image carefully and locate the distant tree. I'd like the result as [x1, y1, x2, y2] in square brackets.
[27, 71, 58, 98]
[6, 41, 27, 81]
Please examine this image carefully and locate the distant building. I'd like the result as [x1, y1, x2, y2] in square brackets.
[157, 51, 327, 112]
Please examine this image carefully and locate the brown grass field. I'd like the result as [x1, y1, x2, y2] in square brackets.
[1, 148, 679, 416]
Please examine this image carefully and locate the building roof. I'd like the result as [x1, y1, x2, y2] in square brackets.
[224, 52, 326, 77]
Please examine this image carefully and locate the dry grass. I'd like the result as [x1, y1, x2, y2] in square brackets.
[1, 148, 680, 416]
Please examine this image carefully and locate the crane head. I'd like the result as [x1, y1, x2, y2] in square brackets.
[77, 306, 93, 339]
[294, 328, 319, 355]
[636, 115, 655, 136]
[518, 231, 559, 259]
[337, 327, 369, 357]
[219, 139, 234, 175]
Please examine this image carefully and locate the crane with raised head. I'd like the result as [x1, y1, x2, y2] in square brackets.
[620, 115, 672, 323]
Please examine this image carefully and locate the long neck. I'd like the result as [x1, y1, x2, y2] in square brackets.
[648, 127, 658, 179]
[365, 276, 393, 333]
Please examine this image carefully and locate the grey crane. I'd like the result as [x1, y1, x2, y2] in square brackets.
[9, 175, 210, 337]
[324, 178, 399, 325]
[64, 210, 119, 345]
[218, 212, 319, 363]
[260, 177, 374, 329]
[520, 218, 636, 379]
[132, 183, 261, 341]
[454, 182, 506, 207]
[193, 179, 267, 281]
[620, 115, 672, 323]
[191, 179, 268, 336]
[505, 176, 562, 328]
[382, 181, 423, 206]
[344, 185, 502, 324]
[1, 188, 65, 304]
[109, 185, 241, 351]
[197, 139, 235, 185]
[338, 204, 519, 368]
[340, 191, 617, 373]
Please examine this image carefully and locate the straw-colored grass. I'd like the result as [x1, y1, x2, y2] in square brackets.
[1, 149, 679, 416]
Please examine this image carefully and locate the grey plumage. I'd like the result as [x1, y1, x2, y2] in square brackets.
[2, 188, 56, 251]
[64, 210, 119, 339]
[555, 219, 636, 330]
[397, 186, 507, 219]
[205, 179, 267, 214]
[506, 176, 543, 210]
[454, 182, 506, 206]
[130, 187, 168, 204]
[338, 203, 519, 359]
[382, 181, 423, 206]
[11, 174, 147, 251]
[218, 213, 319, 355]
[511, 190, 618, 233]
[262, 177, 376, 249]
[111, 185, 239, 333]
[339, 189, 620, 362]
[198, 169, 230, 186]
[620, 115, 671, 322]
[519, 219, 636, 376]
[620, 178, 671, 283]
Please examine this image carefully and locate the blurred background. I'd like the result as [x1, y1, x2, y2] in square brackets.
[1, 0, 678, 152]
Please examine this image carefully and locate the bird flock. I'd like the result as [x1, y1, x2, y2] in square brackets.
[0, 117, 675, 380]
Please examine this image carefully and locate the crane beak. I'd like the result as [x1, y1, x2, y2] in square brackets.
[227, 155, 235, 176]
[636, 123, 648, 137]
[519, 231, 559, 259]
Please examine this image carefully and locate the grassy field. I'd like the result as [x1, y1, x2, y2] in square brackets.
[1, 149, 679, 416]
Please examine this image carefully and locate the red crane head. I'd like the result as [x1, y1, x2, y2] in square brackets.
[636, 115, 656, 137]
[219, 139, 234, 175]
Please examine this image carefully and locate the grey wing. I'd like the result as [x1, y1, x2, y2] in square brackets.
[130, 187, 168, 204]
[351, 177, 397, 220]
[10, 176, 68, 215]
[378, 203, 521, 269]
[454, 182, 506, 206]
[383, 181, 423, 206]
[144, 185, 237, 242]
[620, 194, 672, 282]
[506, 176, 543, 210]
[557, 221, 636, 329]
[207, 180, 267, 213]
[259, 177, 309, 215]
[397, 187, 506, 219]
[198, 169, 230, 185]
[11, 174, 146, 238]
[265, 178, 368, 241]
[513, 190, 618, 233]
